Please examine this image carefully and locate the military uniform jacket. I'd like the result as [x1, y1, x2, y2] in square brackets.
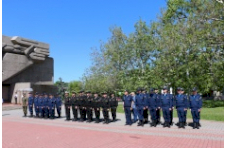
[81, 96, 86, 107]
[55, 97, 62, 107]
[71, 97, 78, 106]
[189, 94, 202, 109]
[109, 97, 118, 108]
[155, 93, 161, 108]
[43, 97, 49, 108]
[93, 97, 100, 108]
[143, 93, 148, 107]
[34, 97, 39, 107]
[147, 93, 157, 108]
[64, 97, 71, 107]
[101, 97, 109, 108]
[135, 93, 144, 109]
[174, 94, 188, 108]
[86, 96, 93, 108]
[48, 99, 55, 109]
[28, 97, 34, 106]
[38, 98, 44, 108]
[159, 93, 173, 108]
[22, 97, 28, 106]
[123, 95, 133, 107]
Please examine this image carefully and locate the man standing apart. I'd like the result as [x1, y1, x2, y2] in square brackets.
[189, 88, 202, 129]
[22, 92, 28, 117]
[123, 90, 133, 125]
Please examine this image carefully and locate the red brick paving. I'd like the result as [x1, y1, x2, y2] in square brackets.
[2, 117, 224, 148]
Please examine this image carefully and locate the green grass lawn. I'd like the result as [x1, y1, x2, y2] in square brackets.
[117, 104, 224, 121]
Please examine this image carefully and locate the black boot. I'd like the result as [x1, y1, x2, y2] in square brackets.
[137, 120, 141, 126]
[196, 123, 199, 129]
[182, 122, 185, 128]
[193, 122, 196, 129]
[198, 122, 201, 127]
[178, 122, 181, 128]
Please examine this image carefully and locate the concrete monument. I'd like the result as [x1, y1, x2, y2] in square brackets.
[2, 35, 57, 103]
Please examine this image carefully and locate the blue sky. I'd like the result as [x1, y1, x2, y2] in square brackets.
[3, 0, 167, 82]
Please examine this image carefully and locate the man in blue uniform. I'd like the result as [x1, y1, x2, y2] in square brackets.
[189, 88, 202, 129]
[38, 93, 45, 118]
[55, 93, 62, 118]
[175, 87, 188, 128]
[135, 88, 145, 126]
[155, 88, 161, 125]
[123, 90, 133, 126]
[160, 86, 173, 128]
[43, 93, 49, 119]
[142, 89, 149, 124]
[181, 88, 188, 126]
[131, 92, 138, 123]
[28, 92, 34, 117]
[147, 88, 157, 127]
[48, 94, 55, 119]
[33, 92, 39, 118]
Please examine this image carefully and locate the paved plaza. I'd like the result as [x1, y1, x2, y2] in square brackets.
[2, 105, 224, 148]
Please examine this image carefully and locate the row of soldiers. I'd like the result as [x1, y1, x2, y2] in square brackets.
[21, 92, 62, 119]
[64, 90, 118, 124]
[122, 87, 202, 129]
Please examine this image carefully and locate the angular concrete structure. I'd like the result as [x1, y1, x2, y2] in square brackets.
[2, 35, 57, 103]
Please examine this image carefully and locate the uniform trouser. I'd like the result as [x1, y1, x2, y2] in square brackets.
[156, 109, 161, 122]
[86, 107, 93, 121]
[45, 107, 49, 117]
[191, 109, 200, 123]
[137, 108, 144, 120]
[177, 107, 185, 122]
[72, 105, 78, 119]
[81, 107, 87, 120]
[132, 108, 138, 121]
[94, 108, 100, 120]
[170, 109, 173, 124]
[111, 107, 117, 120]
[56, 106, 61, 116]
[124, 107, 132, 124]
[29, 105, 33, 115]
[143, 108, 148, 121]
[35, 106, 39, 116]
[184, 110, 187, 123]
[162, 107, 171, 123]
[102, 108, 109, 121]
[39, 107, 45, 117]
[79, 107, 83, 119]
[149, 107, 156, 122]
[22, 106, 27, 115]
[65, 105, 71, 119]
[49, 108, 54, 118]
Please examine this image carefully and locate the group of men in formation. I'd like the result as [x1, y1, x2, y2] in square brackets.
[123, 86, 202, 129]
[64, 90, 118, 124]
[21, 92, 62, 119]
[21, 86, 202, 129]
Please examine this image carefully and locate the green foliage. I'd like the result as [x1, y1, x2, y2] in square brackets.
[202, 100, 224, 108]
[82, 0, 224, 94]
[68, 81, 83, 94]
[54, 77, 68, 98]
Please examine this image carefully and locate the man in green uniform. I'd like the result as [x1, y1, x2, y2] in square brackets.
[109, 92, 118, 121]
[22, 92, 28, 117]
[93, 92, 101, 123]
[64, 91, 71, 121]
[71, 91, 78, 121]
[101, 92, 110, 124]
